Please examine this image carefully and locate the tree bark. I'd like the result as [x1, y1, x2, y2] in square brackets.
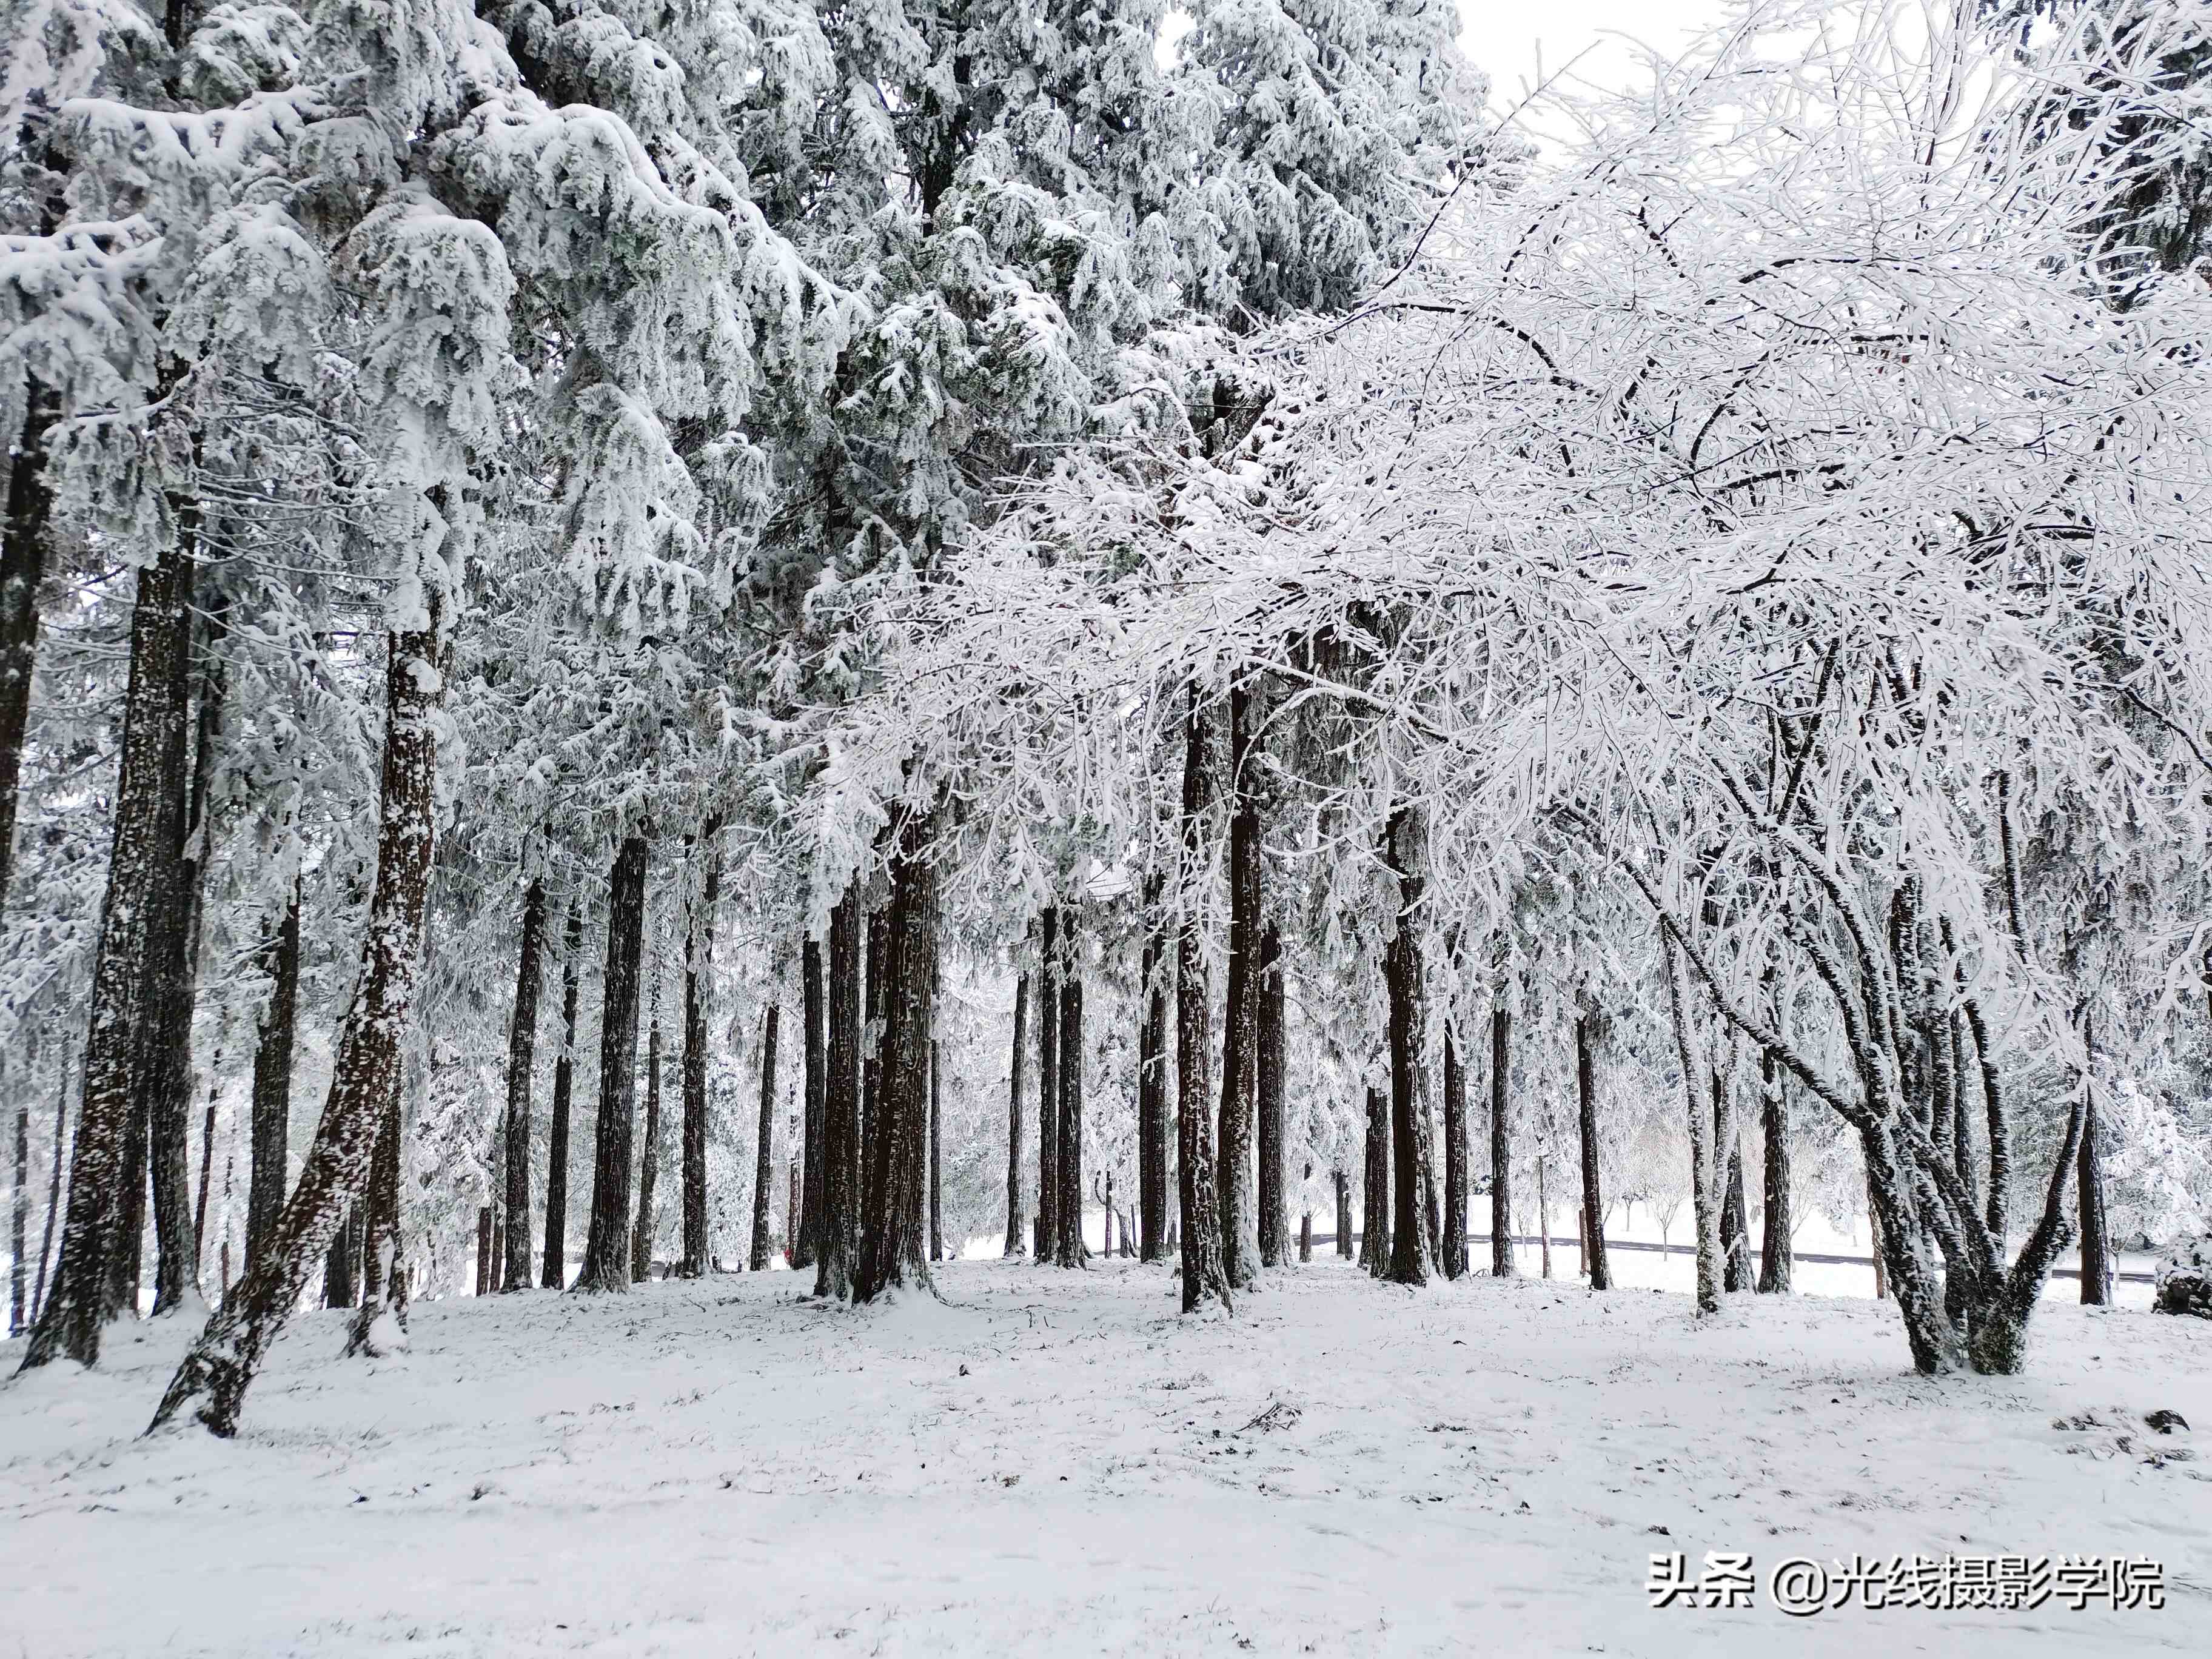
[1489, 1005, 1513, 1278]
[1663, 937, 1723, 1314]
[22, 538, 193, 1368]
[1055, 914, 1085, 1268]
[2077, 1033, 2110, 1305]
[814, 888, 863, 1300]
[634, 1013, 664, 1281]
[1440, 1025, 1469, 1279]
[1717, 1078, 1750, 1292]
[575, 835, 648, 1293]
[1139, 898, 1170, 1261]
[682, 833, 722, 1277]
[343, 1075, 406, 1356]
[1382, 809, 1429, 1287]
[1256, 921, 1286, 1269]
[472, 1205, 491, 1296]
[34, 1041, 69, 1322]
[246, 884, 300, 1276]
[149, 580, 447, 1434]
[1037, 906, 1059, 1260]
[1003, 970, 1028, 1256]
[862, 904, 887, 1159]
[0, 387, 58, 911]
[1757, 1050, 1792, 1293]
[1362, 1085, 1390, 1276]
[1334, 1168, 1350, 1259]
[541, 899, 581, 1289]
[10, 1084, 26, 1335]
[929, 1038, 943, 1263]
[501, 878, 546, 1290]
[797, 925, 822, 1272]
[749, 1005, 779, 1272]
[854, 805, 939, 1302]
[1216, 683, 1261, 1290]
[1176, 687, 1231, 1314]
[1575, 1014, 1610, 1291]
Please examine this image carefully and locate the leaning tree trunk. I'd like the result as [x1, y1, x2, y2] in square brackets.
[149, 580, 447, 1435]
[343, 1076, 407, 1358]
[1256, 921, 1286, 1269]
[1575, 1013, 1610, 1291]
[1055, 916, 1085, 1269]
[814, 889, 863, 1300]
[0, 386, 58, 911]
[1036, 907, 1059, 1261]
[574, 835, 648, 1293]
[1440, 1024, 1468, 1279]
[1757, 1050, 1792, 1293]
[1138, 899, 1170, 1261]
[1216, 683, 1261, 1290]
[854, 805, 939, 1303]
[1003, 970, 1028, 1256]
[1362, 1085, 1391, 1277]
[634, 1013, 664, 1281]
[749, 1005, 779, 1272]
[682, 831, 722, 1277]
[246, 882, 300, 1276]
[22, 538, 194, 1371]
[541, 899, 581, 1289]
[797, 925, 823, 1272]
[501, 877, 546, 1290]
[1490, 1005, 1513, 1278]
[1382, 809, 1429, 1288]
[1176, 686, 1231, 1315]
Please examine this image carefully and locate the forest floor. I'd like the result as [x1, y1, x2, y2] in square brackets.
[2, 1259, 2208, 1657]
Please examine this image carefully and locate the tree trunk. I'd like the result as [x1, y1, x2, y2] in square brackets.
[22, 538, 193, 1368]
[1757, 1050, 1792, 1293]
[1299, 1210, 1312, 1264]
[1216, 683, 1261, 1290]
[472, 1205, 491, 1296]
[854, 806, 939, 1302]
[1537, 1155, 1553, 1279]
[1575, 1014, 1610, 1291]
[0, 389, 58, 911]
[1334, 1169, 1349, 1259]
[1440, 1025, 1469, 1279]
[246, 883, 300, 1276]
[683, 834, 722, 1277]
[1256, 921, 1286, 1269]
[1037, 907, 1059, 1261]
[814, 890, 863, 1299]
[749, 1005, 779, 1272]
[1004, 970, 1028, 1256]
[150, 569, 451, 1425]
[1176, 687, 1231, 1315]
[1139, 898, 1170, 1261]
[796, 926, 823, 1272]
[1382, 809, 1429, 1287]
[1489, 1005, 1514, 1278]
[33, 1042, 69, 1323]
[575, 836, 648, 1293]
[1663, 937, 1723, 1314]
[343, 1076, 407, 1357]
[1718, 1079, 1750, 1292]
[2077, 1053, 2110, 1306]
[10, 1086, 26, 1335]
[929, 1038, 943, 1263]
[1362, 1085, 1390, 1276]
[862, 905, 887, 1160]
[1055, 919, 1085, 1269]
[501, 878, 546, 1290]
[541, 899, 581, 1289]
[634, 1013, 664, 1281]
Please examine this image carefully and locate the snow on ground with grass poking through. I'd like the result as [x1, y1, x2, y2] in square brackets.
[2, 1261, 2208, 1656]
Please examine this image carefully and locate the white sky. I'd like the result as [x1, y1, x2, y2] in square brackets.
[1459, 0, 1725, 104]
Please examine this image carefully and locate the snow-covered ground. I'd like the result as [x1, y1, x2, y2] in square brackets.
[3, 1261, 2207, 1656]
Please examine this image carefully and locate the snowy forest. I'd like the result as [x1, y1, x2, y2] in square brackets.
[4, 0, 2212, 1649]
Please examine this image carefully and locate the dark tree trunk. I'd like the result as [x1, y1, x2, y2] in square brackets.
[575, 836, 648, 1293]
[1757, 1050, 1792, 1293]
[1299, 1210, 1312, 1263]
[854, 806, 939, 1302]
[501, 878, 546, 1290]
[145, 562, 448, 1434]
[1334, 1168, 1350, 1258]
[797, 925, 822, 1272]
[10, 1087, 26, 1335]
[749, 1005, 779, 1272]
[1716, 1076, 1750, 1292]
[682, 834, 722, 1277]
[1055, 915, 1085, 1269]
[1489, 1007, 1514, 1278]
[34, 1042, 69, 1322]
[1003, 970, 1028, 1256]
[1440, 1025, 1469, 1279]
[541, 900, 581, 1289]
[634, 1014, 664, 1281]
[333, 1205, 364, 1305]
[1382, 810, 1429, 1287]
[1139, 897, 1170, 1261]
[1362, 1085, 1390, 1276]
[1216, 684, 1261, 1290]
[246, 883, 300, 1276]
[1176, 688, 1231, 1314]
[0, 387, 58, 911]
[24, 538, 193, 1368]
[1256, 922, 1286, 1269]
[929, 1039, 943, 1263]
[191, 1061, 218, 1278]
[1575, 1014, 1610, 1290]
[472, 1204, 491, 1296]
[343, 1076, 407, 1356]
[862, 905, 887, 1158]
[1037, 907, 1059, 1261]
[814, 889, 863, 1300]
[2077, 1034, 2110, 1305]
